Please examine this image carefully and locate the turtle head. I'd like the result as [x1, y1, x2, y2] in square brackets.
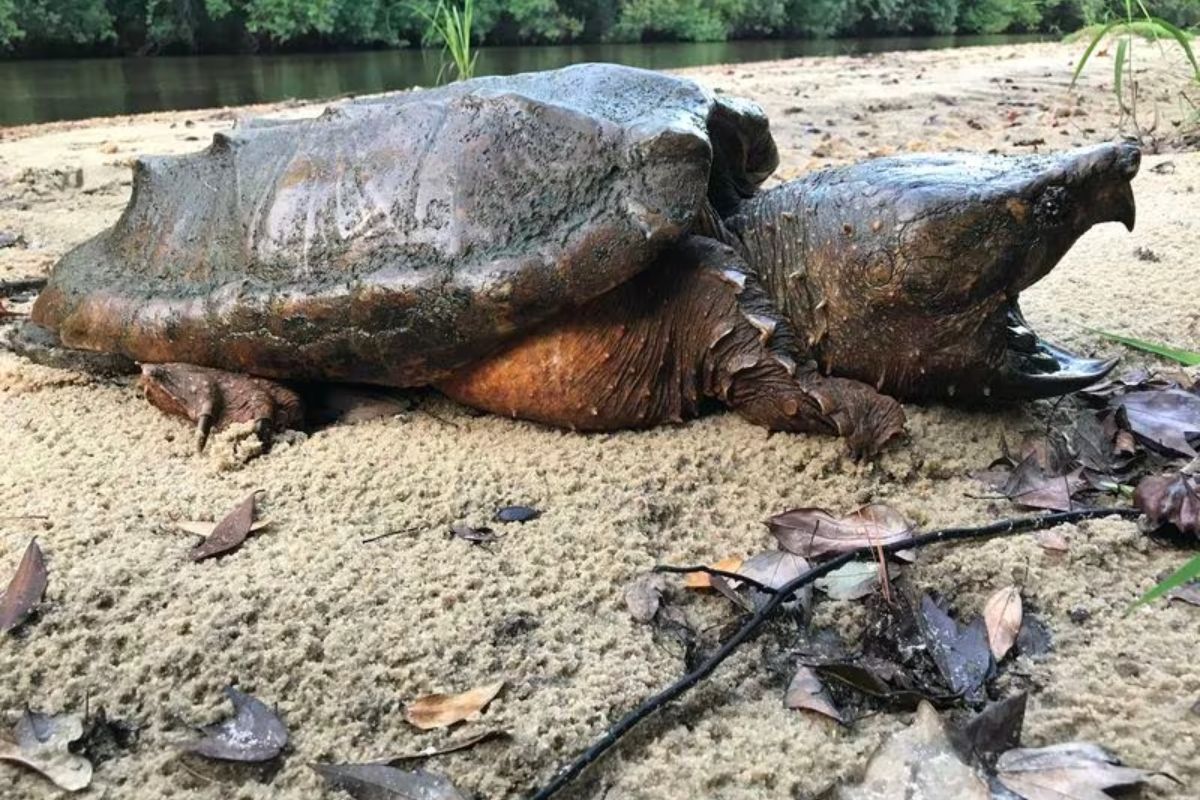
[765, 142, 1139, 400]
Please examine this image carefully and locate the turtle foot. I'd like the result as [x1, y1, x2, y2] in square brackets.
[139, 363, 304, 452]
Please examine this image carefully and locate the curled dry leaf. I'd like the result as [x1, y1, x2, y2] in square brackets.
[682, 555, 743, 590]
[953, 693, 1027, 765]
[404, 681, 504, 730]
[833, 702, 989, 800]
[314, 764, 467, 800]
[189, 493, 259, 561]
[1034, 529, 1070, 552]
[447, 522, 499, 545]
[996, 742, 1151, 800]
[1134, 472, 1200, 538]
[0, 538, 48, 633]
[918, 596, 991, 705]
[0, 710, 93, 791]
[769, 504, 913, 559]
[624, 573, 667, 623]
[982, 587, 1022, 661]
[181, 687, 288, 762]
[784, 666, 842, 724]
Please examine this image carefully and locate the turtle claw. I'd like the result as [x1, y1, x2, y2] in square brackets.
[195, 414, 214, 453]
[139, 363, 304, 453]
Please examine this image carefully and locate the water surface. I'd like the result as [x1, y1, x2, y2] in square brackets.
[0, 34, 1046, 126]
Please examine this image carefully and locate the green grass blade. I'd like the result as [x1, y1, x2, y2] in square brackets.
[1129, 552, 1200, 611]
[1091, 329, 1200, 366]
[1148, 16, 1200, 81]
[1115, 36, 1128, 108]
[1072, 20, 1121, 87]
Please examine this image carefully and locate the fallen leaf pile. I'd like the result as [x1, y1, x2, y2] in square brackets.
[972, 369, 1200, 516]
[799, 586, 1032, 718]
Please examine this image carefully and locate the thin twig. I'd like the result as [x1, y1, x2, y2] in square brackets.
[528, 507, 1141, 800]
[652, 564, 775, 594]
[361, 526, 421, 544]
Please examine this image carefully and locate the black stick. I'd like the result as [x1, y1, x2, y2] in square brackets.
[0, 277, 47, 297]
[528, 507, 1140, 800]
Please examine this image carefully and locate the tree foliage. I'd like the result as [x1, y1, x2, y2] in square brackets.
[0, 0, 1196, 54]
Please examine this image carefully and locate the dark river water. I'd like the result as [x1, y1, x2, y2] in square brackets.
[0, 34, 1045, 127]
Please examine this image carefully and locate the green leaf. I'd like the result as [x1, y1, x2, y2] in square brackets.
[1114, 36, 1129, 109]
[1129, 553, 1200, 611]
[1090, 329, 1200, 366]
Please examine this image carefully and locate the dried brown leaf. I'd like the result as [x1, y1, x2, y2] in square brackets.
[180, 687, 288, 762]
[768, 504, 913, 559]
[188, 493, 258, 561]
[0, 710, 93, 791]
[737, 550, 812, 611]
[494, 506, 540, 523]
[977, 456, 1085, 512]
[918, 595, 991, 704]
[983, 587, 1023, 661]
[176, 519, 270, 538]
[996, 742, 1150, 800]
[624, 573, 667, 623]
[1134, 472, 1200, 537]
[1034, 529, 1070, 552]
[813, 560, 899, 601]
[1166, 581, 1200, 606]
[0, 539, 48, 633]
[447, 522, 499, 544]
[784, 666, 842, 724]
[314, 763, 467, 800]
[404, 681, 504, 730]
[682, 556, 743, 590]
[1118, 388, 1200, 457]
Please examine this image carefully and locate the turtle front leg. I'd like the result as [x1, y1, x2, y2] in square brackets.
[139, 363, 304, 452]
[438, 236, 904, 455]
[684, 238, 905, 456]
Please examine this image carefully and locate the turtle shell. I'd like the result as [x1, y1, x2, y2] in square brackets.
[32, 64, 779, 386]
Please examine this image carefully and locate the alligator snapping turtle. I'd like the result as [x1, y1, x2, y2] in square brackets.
[15, 64, 1139, 454]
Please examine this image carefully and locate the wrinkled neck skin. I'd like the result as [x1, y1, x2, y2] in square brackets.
[722, 144, 1139, 401]
[724, 177, 1006, 399]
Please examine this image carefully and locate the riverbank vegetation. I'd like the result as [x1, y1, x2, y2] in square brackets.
[0, 0, 1196, 57]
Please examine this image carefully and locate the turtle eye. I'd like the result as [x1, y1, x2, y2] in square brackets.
[1035, 185, 1070, 225]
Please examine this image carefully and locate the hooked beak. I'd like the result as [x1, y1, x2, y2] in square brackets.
[993, 142, 1139, 398]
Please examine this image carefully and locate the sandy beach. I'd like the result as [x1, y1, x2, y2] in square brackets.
[1, 41, 1198, 799]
